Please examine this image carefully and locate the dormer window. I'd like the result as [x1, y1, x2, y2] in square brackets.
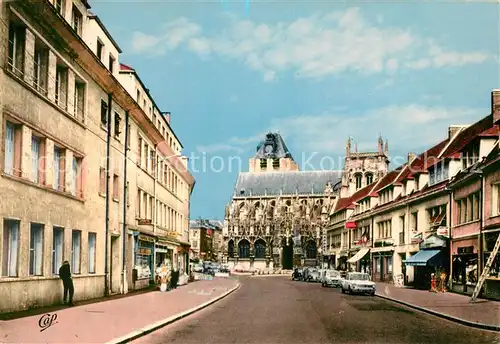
[71, 5, 82, 36]
[462, 140, 480, 169]
[109, 54, 115, 73]
[96, 40, 104, 60]
[429, 160, 449, 186]
[55, 0, 65, 15]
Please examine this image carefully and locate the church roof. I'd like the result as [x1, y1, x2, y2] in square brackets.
[254, 133, 294, 160]
[233, 171, 342, 197]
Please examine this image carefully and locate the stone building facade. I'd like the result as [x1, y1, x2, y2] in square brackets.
[222, 133, 388, 271]
[0, 0, 194, 313]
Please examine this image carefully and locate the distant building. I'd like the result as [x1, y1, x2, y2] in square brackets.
[189, 220, 222, 261]
[223, 132, 387, 271]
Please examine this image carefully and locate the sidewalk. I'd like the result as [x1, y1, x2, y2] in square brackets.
[375, 282, 500, 331]
[0, 278, 240, 344]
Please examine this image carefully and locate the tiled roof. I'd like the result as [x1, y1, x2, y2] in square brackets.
[440, 114, 494, 158]
[406, 138, 450, 177]
[234, 171, 342, 197]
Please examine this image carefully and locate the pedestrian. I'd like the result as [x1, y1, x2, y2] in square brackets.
[59, 261, 74, 306]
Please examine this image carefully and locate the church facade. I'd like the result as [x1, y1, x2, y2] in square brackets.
[222, 133, 389, 271]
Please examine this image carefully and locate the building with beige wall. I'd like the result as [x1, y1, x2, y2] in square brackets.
[0, 0, 194, 313]
[327, 95, 499, 293]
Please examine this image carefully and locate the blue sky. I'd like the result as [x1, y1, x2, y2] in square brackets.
[92, 0, 498, 220]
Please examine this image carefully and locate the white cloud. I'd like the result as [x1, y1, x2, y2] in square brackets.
[199, 105, 486, 158]
[131, 8, 490, 81]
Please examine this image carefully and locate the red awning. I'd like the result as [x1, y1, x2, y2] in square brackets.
[345, 221, 357, 229]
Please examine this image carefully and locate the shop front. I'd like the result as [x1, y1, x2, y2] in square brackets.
[133, 234, 155, 289]
[155, 241, 175, 277]
[347, 247, 371, 274]
[483, 230, 500, 300]
[451, 237, 479, 294]
[404, 234, 449, 290]
[371, 249, 393, 282]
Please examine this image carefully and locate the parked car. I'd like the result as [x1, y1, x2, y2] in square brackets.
[322, 270, 342, 288]
[304, 268, 321, 282]
[341, 272, 376, 295]
[292, 268, 304, 280]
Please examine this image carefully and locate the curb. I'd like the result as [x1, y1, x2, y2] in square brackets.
[375, 293, 500, 332]
[107, 282, 241, 344]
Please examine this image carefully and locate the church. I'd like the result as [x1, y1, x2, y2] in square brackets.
[222, 132, 389, 271]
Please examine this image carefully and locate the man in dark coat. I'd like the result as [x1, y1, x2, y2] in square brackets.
[59, 261, 74, 306]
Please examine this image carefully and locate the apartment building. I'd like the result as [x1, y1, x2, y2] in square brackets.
[327, 92, 499, 293]
[118, 63, 193, 290]
[0, 0, 194, 312]
[447, 91, 500, 299]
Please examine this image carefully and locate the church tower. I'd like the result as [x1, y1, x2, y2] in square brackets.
[248, 133, 299, 173]
[340, 134, 389, 197]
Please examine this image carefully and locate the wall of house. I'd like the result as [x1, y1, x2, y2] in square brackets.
[84, 18, 121, 77]
[484, 167, 500, 226]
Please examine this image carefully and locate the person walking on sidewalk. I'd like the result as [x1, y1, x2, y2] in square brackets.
[59, 261, 74, 306]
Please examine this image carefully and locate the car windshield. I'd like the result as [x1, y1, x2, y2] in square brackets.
[350, 273, 369, 280]
[327, 271, 340, 277]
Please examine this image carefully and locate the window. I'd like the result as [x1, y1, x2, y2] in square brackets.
[74, 81, 85, 121]
[33, 43, 49, 94]
[428, 204, 447, 229]
[260, 159, 267, 169]
[125, 181, 130, 207]
[52, 227, 64, 275]
[55, 0, 65, 14]
[114, 112, 121, 137]
[113, 174, 119, 200]
[355, 174, 362, 189]
[366, 173, 373, 185]
[96, 40, 104, 60]
[71, 230, 81, 274]
[55, 64, 68, 109]
[72, 156, 82, 197]
[254, 240, 266, 258]
[457, 192, 480, 224]
[2, 219, 20, 277]
[29, 223, 44, 276]
[149, 150, 155, 173]
[100, 100, 108, 126]
[71, 5, 82, 36]
[496, 184, 500, 216]
[109, 54, 115, 73]
[272, 158, 279, 169]
[136, 89, 140, 102]
[31, 135, 45, 184]
[4, 121, 22, 176]
[126, 124, 131, 148]
[88, 232, 96, 274]
[149, 196, 154, 220]
[137, 137, 143, 165]
[238, 240, 250, 258]
[8, 22, 25, 76]
[99, 167, 106, 194]
[53, 147, 65, 192]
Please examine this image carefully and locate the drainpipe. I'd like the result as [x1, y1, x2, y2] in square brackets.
[104, 93, 112, 297]
[153, 144, 158, 278]
[447, 186, 453, 291]
[121, 111, 129, 294]
[479, 171, 485, 296]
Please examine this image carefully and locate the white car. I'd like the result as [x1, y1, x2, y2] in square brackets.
[341, 272, 376, 295]
[322, 270, 342, 288]
[305, 268, 321, 282]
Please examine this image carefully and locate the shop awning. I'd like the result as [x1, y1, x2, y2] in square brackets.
[404, 249, 441, 266]
[347, 248, 370, 264]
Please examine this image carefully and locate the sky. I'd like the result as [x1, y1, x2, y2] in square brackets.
[91, 0, 499, 220]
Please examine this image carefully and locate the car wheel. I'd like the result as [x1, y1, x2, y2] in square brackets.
[371, 291, 375, 296]
[341, 287, 345, 294]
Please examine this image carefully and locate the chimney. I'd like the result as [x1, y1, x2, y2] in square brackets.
[408, 152, 417, 163]
[162, 112, 171, 124]
[448, 125, 462, 139]
[492, 89, 500, 125]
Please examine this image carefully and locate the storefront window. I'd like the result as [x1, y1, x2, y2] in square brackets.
[452, 254, 477, 285]
[387, 256, 393, 273]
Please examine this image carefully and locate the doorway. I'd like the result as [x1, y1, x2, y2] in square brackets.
[282, 238, 294, 269]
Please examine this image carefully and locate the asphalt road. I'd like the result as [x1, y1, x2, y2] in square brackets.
[132, 276, 500, 344]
